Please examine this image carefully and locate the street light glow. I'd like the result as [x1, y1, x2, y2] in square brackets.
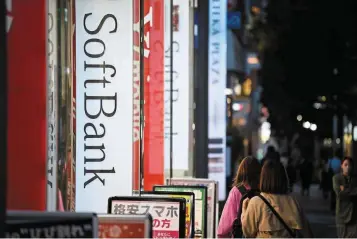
[303, 121, 311, 129]
[297, 115, 302, 121]
[310, 124, 317, 131]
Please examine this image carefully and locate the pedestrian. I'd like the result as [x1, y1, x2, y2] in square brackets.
[333, 157, 357, 238]
[299, 156, 313, 196]
[328, 151, 341, 211]
[217, 156, 261, 238]
[261, 146, 280, 166]
[241, 160, 313, 238]
[286, 157, 296, 192]
[320, 158, 333, 199]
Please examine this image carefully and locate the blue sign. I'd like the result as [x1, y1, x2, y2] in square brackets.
[227, 11, 241, 29]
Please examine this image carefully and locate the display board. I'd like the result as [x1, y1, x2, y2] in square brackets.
[154, 185, 207, 238]
[6, 211, 98, 238]
[98, 214, 152, 238]
[108, 197, 186, 238]
[167, 178, 218, 237]
[133, 191, 194, 238]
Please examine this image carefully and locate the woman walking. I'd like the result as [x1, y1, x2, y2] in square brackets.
[217, 156, 261, 238]
[241, 160, 313, 238]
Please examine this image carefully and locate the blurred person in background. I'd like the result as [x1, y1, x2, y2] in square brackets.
[241, 160, 313, 238]
[299, 155, 314, 196]
[218, 156, 261, 238]
[333, 157, 357, 238]
[320, 158, 333, 200]
[328, 150, 341, 211]
[261, 146, 280, 166]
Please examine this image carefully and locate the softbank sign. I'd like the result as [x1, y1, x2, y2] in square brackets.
[75, 0, 133, 213]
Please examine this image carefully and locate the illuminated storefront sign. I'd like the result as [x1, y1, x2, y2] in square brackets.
[75, 0, 133, 212]
[208, 0, 227, 201]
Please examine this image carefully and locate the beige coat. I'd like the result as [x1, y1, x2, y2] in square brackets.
[241, 193, 313, 238]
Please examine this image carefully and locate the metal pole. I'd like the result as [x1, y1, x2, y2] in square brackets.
[0, 0, 7, 236]
[169, 0, 173, 180]
[139, 0, 145, 195]
[193, 0, 209, 178]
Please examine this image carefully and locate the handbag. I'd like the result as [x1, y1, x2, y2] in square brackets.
[258, 194, 301, 238]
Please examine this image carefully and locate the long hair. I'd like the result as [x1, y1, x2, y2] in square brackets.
[233, 156, 261, 189]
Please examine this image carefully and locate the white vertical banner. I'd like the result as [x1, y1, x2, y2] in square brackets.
[208, 0, 227, 201]
[75, 0, 133, 212]
[164, 0, 192, 171]
[47, 0, 58, 211]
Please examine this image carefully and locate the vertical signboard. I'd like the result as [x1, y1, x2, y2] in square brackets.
[75, 0, 133, 212]
[154, 185, 207, 238]
[47, 0, 58, 211]
[163, 0, 192, 172]
[208, 0, 227, 201]
[7, 0, 47, 210]
[167, 178, 218, 238]
[143, 0, 165, 190]
[108, 197, 186, 238]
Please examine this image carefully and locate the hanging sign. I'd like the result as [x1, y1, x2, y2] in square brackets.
[167, 178, 218, 238]
[98, 214, 152, 238]
[154, 185, 208, 238]
[108, 197, 186, 238]
[208, 0, 228, 201]
[75, 0, 134, 212]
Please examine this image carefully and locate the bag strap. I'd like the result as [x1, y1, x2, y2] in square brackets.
[258, 194, 296, 237]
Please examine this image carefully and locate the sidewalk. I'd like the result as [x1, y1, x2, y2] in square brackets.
[292, 184, 337, 238]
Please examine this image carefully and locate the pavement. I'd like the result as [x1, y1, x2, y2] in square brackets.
[292, 184, 337, 238]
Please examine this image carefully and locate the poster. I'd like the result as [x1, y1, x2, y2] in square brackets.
[6, 211, 98, 238]
[167, 178, 217, 238]
[98, 214, 152, 238]
[154, 185, 207, 238]
[132, 191, 195, 238]
[108, 197, 186, 238]
[75, 0, 134, 212]
[208, 0, 227, 201]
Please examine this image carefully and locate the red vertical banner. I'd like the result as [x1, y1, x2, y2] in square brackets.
[132, 0, 165, 191]
[7, 0, 47, 210]
[143, 0, 165, 190]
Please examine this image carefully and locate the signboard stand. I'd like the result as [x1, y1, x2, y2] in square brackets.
[154, 185, 208, 238]
[108, 196, 186, 238]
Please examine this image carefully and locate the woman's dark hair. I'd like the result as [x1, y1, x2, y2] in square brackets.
[260, 160, 289, 194]
[233, 156, 261, 189]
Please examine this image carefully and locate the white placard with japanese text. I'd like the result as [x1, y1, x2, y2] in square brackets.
[111, 200, 181, 238]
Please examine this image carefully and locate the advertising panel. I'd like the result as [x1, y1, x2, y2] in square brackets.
[133, 191, 195, 238]
[98, 214, 152, 238]
[163, 0, 192, 171]
[154, 185, 207, 238]
[108, 197, 186, 238]
[6, 211, 98, 238]
[75, 0, 133, 212]
[46, 0, 58, 211]
[208, 0, 228, 201]
[167, 178, 218, 238]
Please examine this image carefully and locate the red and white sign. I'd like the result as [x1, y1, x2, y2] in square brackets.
[111, 200, 181, 238]
[132, 0, 165, 191]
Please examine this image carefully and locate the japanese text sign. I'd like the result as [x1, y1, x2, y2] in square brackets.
[98, 214, 152, 238]
[108, 197, 186, 238]
[133, 191, 195, 238]
[154, 185, 208, 238]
